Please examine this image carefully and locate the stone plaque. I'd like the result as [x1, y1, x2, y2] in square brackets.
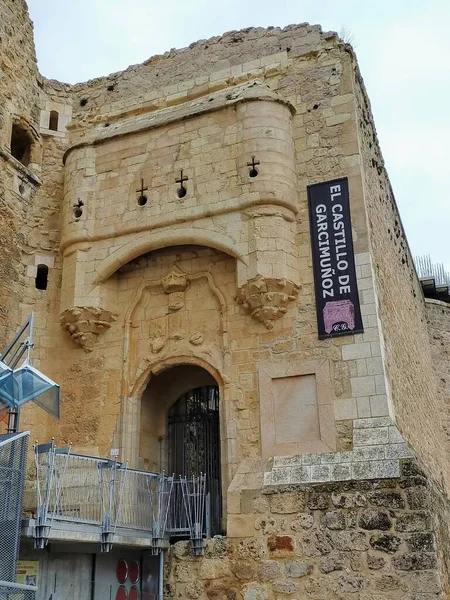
[259, 359, 336, 457]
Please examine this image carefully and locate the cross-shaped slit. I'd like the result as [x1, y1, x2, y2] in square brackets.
[175, 170, 188, 198]
[136, 178, 148, 206]
[247, 156, 260, 178]
[73, 199, 84, 219]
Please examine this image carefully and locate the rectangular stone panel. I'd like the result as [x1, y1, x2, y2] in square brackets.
[259, 359, 337, 458]
[273, 374, 320, 444]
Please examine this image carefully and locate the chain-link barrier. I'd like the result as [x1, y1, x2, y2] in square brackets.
[0, 433, 35, 600]
[0, 580, 37, 599]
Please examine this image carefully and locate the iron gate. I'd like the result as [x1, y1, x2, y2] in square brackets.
[168, 385, 222, 535]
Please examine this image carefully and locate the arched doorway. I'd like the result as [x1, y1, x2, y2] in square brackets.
[168, 385, 221, 535]
[139, 364, 222, 536]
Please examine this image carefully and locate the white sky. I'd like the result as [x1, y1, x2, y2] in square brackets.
[26, 0, 450, 274]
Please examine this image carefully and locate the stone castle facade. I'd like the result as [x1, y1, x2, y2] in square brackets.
[1, 0, 450, 598]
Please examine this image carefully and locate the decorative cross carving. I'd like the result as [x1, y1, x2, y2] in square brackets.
[175, 170, 188, 186]
[175, 170, 188, 198]
[73, 199, 84, 218]
[136, 178, 148, 197]
[247, 156, 260, 177]
[136, 178, 149, 206]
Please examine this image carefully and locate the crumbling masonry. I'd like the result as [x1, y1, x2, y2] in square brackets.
[1, 0, 450, 598]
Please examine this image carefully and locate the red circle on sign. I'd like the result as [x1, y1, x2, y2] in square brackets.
[129, 561, 140, 583]
[116, 560, 128, 584]
[116, 586, 128, 600]
[129, 586, 139, 600]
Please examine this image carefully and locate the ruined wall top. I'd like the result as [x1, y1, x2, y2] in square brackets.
[0, 0, 40, 143]
[41, 24, 348, 124]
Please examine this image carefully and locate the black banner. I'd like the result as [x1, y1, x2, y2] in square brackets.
[308, 177, 364, 339]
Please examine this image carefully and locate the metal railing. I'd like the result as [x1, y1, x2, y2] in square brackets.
[0, 581, 37, 600]
[34, 442, 209, 555]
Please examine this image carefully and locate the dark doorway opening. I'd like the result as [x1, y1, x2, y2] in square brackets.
[35, 264, 49, 290]
[168, 385, 222, 536]
[10, 124, 32, 166]
[49, 110, 59, 131]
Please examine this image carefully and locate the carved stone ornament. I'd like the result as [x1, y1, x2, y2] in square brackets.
[60, 306, 118, 352]
[162, 265, 189, 312]
[162, 265, 188, 294]
[236, 275, 299, 329]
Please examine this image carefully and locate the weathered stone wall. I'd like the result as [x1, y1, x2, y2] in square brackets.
[166, 461, 443, 600]
[424, 300, 450, 595]
[0, 0, 38, 147]
[37, 25, 392, 468]
[3, 5, 449, 598]
[353, 61, 450, 597]
[16, 78, 73, 435]
[0, 1, 74, 434]
[353, 64, 450, 495]
[0, 0, 40, 346]
[425, 300, 450, 444]
[67, 24, 336, 136]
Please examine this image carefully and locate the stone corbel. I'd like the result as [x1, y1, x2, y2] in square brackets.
[235, 275, 299, 329]
[60, 306, 118, 352]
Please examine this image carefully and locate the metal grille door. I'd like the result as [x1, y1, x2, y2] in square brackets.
[168, 386, 221, 535]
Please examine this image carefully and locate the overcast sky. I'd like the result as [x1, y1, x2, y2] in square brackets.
[26, 0, 450, 276]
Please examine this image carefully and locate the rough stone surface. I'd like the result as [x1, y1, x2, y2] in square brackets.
[166, 472, 444, 599]
[1, 3, 450, 598]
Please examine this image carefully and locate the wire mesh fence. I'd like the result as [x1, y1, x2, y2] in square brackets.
[0, 433, 34, 599]
[0, 581, 37, 600]
[0, 433, 28, 580]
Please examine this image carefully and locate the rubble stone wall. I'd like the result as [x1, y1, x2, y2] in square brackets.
[0, 0, 40, 345]
[166, 461, 443, 600]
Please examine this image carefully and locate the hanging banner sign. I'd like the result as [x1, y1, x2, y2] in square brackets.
[308, 177, 364, 339]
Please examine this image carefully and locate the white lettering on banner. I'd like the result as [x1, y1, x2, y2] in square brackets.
[308, 178, 364, 338]
[330, 184, 341, 201]
[329, 185, 352, 295]
[316, 203, 335, 299]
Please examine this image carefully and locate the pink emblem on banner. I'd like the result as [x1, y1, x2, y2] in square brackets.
[323, 299, 355, 334]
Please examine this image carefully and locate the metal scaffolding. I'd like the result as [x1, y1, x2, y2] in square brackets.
[34, 442, 209, 555]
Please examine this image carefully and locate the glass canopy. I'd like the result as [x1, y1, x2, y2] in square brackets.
[0, 360, 60, 418]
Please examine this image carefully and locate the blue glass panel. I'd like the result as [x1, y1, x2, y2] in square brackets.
[32, 385, 60, 419]
[0, 361, 60, 416]
[0, 362, 14, 407]
[13, 365, 54, 406]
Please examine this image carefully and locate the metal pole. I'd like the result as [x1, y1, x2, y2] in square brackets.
[4, 312, 34, 435]
[158, 550, 164, 600]
[6, 408, 19, 434]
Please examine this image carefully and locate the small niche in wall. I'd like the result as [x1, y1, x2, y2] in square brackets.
[49, 110, 59, 131]
[10, 124, 32, 166]
[35, 264, 49, 290]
